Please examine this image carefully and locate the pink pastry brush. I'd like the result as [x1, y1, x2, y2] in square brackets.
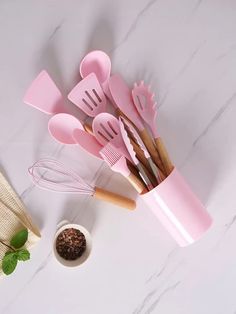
[100, 143, 147, 194]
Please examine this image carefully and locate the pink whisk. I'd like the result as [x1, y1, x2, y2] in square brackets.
[28, 158, 135, 210]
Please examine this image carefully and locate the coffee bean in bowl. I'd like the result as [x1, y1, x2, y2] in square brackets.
[56, 228, 86, 260]
[53, 222, 92, 267]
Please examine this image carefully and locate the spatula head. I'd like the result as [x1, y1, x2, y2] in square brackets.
[73, 129, 103, 159]
[108, 74, 144, 130]
[23, 70, 65, 114]
[68, 73, 107, 117]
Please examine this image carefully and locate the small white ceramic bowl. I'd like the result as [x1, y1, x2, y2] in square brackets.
[53, 220, 92, 267]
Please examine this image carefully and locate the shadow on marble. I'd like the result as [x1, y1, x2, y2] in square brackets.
[30, 206, 45, 231]
[159, 112, 218, 206]
[39, 40, 80, 107]
[62, 197, 97, 234]
[84, 4, 116, 56]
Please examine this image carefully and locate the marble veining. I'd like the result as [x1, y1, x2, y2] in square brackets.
[159, 40, 207, 107]
[0, 0, 236, 313]
[112, 0, 158, 52]
[193, 92, 236, 147]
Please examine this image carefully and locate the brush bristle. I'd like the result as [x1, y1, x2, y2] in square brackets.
[100, 143, 122, 166]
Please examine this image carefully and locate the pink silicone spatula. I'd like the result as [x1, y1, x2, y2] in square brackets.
[80, 50, 113, 102]
[23, 70, 66, 114]
[73, 129, 103, 159]
[92, 113, 132, 162]
[109, 74, 164, 173]
[132, 81, 173, 175]
[68, 73, 107, 117]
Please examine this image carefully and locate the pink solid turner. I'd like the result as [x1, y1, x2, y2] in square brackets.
[23, 70, 66, 114]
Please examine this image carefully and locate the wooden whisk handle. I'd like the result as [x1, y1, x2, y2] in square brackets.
[93, 187, 136, 210]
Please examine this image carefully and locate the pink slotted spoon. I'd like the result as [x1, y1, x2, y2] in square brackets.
[132, 81, 173, 176]
[68, 73, 107, 117]
[92, 113, 132, 162]
[132, 81, 158, 137]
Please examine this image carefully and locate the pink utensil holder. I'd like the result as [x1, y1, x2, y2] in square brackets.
[141, 168, 212, 247]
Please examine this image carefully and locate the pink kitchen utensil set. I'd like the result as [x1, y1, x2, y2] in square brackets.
[24, 50, 212, 247]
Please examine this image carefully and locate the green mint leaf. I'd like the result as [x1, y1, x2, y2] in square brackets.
[17, 249, 30, 261]
[10, 229, 28, 249]
[2, 252, 18, 275]
[5, 251, 13, 256]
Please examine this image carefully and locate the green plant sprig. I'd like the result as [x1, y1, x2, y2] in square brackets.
[0, 229, 30, 275]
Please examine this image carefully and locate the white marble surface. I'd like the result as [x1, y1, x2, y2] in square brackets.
[0, 0, 236, 313]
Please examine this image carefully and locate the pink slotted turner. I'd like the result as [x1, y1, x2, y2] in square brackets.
[92, 112, 132, 162]
[68, 73, 107, 117]
[132, 81, 173, 176]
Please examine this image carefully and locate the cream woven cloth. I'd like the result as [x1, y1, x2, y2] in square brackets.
[0, 170, 41, 275]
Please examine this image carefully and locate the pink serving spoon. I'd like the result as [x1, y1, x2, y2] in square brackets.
[79, 50, 113, 102]
[48, 113, 102, 159]
[48, 113, 83, 144]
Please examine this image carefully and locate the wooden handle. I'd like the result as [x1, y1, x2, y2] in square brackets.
[127, 172, 148, 194]
[115, 108, 131, 121]
[83, 123, 93, 134]
[93, 187, 136, 210]
[130, 139, 152, 172]
[154, 137, 174, 176]
[139, 128, 165, 174]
